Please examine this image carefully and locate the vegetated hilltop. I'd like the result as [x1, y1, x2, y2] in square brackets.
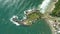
[51, 0, 60, 17]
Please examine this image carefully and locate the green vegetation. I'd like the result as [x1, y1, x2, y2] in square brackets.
[27, 10, 43, 21]
[25, 10, 43, 25]
[51, 0, 60, 17]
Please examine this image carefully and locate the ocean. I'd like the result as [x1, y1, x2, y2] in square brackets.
[0, 0, 52, 34]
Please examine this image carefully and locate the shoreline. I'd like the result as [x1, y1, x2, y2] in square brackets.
[38, 0, 58, 14]
[38, 0, 51, 14]
[44, 0, 59, 34]
[10, 15, 20, 26]
[44, 19, 55, 34]
[45, 0, 58, 14]
[9, 0, 59, 34]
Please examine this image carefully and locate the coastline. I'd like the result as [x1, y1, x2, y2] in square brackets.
[45, 0, 58, 14]
[10, 15, 20, 26]
[0, 0, 54, 34]
[9, 0, 59, 34]
[44, 19, 55, 34]
[43, 0, 59, 34]
[40, 0, 51, 14]
[38, 0, 58, 14]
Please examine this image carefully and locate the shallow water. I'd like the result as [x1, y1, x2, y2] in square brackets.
[0, 0, 52, 34]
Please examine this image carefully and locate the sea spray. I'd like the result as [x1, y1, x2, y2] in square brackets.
[38, 0, 51, 14]
[10, 15, 20, 26]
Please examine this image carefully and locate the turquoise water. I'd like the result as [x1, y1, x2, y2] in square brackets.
[0, 0, 52, 34]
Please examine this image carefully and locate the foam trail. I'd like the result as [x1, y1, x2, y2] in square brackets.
[10, 15, 20, 26]
[39, 0, 51, 13]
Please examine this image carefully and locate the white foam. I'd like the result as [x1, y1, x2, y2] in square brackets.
[12, 15, 18, 19]
[23, 16, 27, 20]
[28, 10, 32, 12]
[57, 31, 60, 33]
[27, 9, 32, 12]
[39, 0, 51, 13]
[24, 11, 26, 14]
[10, 15, 20, 26]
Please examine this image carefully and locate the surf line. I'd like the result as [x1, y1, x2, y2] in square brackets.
[38, 0, 51, 14]
[9, 0, 51, 26]
[10, 15, 20, 26]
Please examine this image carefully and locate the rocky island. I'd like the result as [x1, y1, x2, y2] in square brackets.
[9, 0, 60, 34]
[10, 9, 43, 26]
